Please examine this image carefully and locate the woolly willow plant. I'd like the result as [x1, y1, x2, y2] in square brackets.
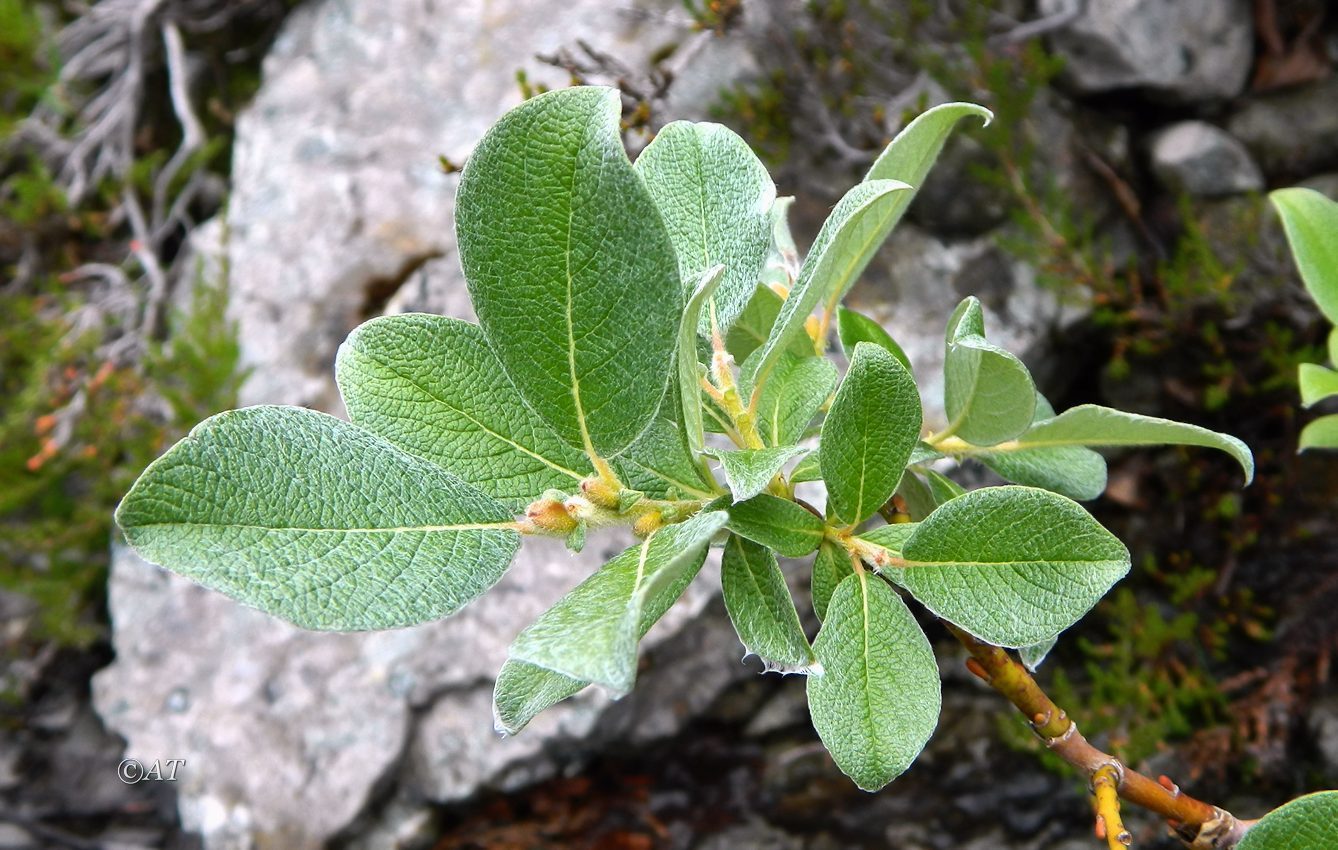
[118, 87, 1335, 848]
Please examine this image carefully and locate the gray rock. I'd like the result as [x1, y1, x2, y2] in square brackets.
[694, 822, 804, 850]
[1039, 0, 1252, 102]
[1299, 172, 1338, 202]
[1149, 121, 1263, 197]
[1228, 75, 1338, 178]
[1309, 695, 1338, 782]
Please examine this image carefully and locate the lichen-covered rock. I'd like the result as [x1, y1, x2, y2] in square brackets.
[1148, 121, 1263, 197]
[1039, 0, 1252, 102]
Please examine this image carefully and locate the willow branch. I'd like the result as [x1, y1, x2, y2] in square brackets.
[946, 623, 1256, 849]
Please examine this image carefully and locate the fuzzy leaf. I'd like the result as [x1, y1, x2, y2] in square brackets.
[636, 121, 775, 333]
[456, 86, 680, 457]
[726, 494, 827, 557]
[895, 486, 1131, 647]
[613, 418, 717, 499]
[507, 510, 728, 694]
[1271, 188, 1338, 325]
[822, 343, 922, 525]
[748, 179, 913, 392]
[790, 451, 823, 484]
[721, 534, 815, 669]
[678, 265, 726, 457]
[837, 306, 912, 372]
[973, 393, 1108, 501]
[865, 100, 993, 216]
[755, 354, 838, 448]
[943, 298, 1036, 446]
[1016, 405, 1253, 484]
[811, 541, 852, 622]
[115, 406, 520, 631]
[493, 660, 587, 735]
[336, 314, 591, 508]
[807, 572, 941, 791]
[1300, 414, 1338, 451]
[857, 522, 918, 558]
[713, 446, 809, 503]
[1237, 791, 1338, 850]
[727, 284, 808, 363]
[1299, 363, 1338, 408]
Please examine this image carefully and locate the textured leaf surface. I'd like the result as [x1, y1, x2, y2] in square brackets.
[456, 86, 680, 456]
[726, 494, 826, 557]
[811, 541, 851, 622]
[714, 446, 808, 503]
[943, 299, 1035, 446]
[896, 472, 939, 521]
[837, 306, 912, 371]
[895, 486, 1130, 646]
[613, 417, 718, 499]
[678, 265, 726, 457]
[822, 343, 922, 525]
[507, 510, 728, 694]
[1017, 405, 1253, 484]
[748, 179, 912, 392]
[974, 395, 1107, 501]
[726, 284, 807, 363]
[807, 572, 940, 791]
[865, 101, 992, 213]
[1300, 414, 1338, 451]
[636, 121, 775, 333]
[336, 314, 591, 508]
[116, 406, 520, 630]
[754, 354, 837, 448]
[857, 522, 918, 559]
[1271, 188, 1338, 325]
[492, 659, 587, 735]
[1299, 363, 1338, 407]
[1237, 791, 1338, 850]
[721, 535, 815, 668]
[790, 451, 822, 484]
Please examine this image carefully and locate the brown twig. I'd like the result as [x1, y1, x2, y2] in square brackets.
[947, 622, 1257, 849]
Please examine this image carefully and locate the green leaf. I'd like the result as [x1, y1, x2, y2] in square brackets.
[336, 314, 591, 509]
[726, 284, 808, 363]
[1300, 414, 1338, 451]
[1270, 188, 1338, 325]
[922, 469, 964, 504]
[1299, 363, 1338, 407]
[678, 265, 726, 457]
[893, 486, 1130, 646]
[754, 353, 838, 448]
[837, 306, 912, 372]
[1013, 405, 1254, 484]
[1237, 791, 1338, 850]
[721, 534, 815, 669]
[811, 541, 852, 622]
[115, 406, 520, 631]
[726, 494, 827, 557]
[790, 451, 823, 484]
[492, 659, 587, 735]
[456, 86, 680, 458]
[613, 417, 717, 499]
[713, 445, 809, 503]
[857, 522, 918, 556]
[507, 509, 728, 694]
[865, 101, 993, 212]
[636, 121, 775, 334]
[943, 297, 1036, 446]
[807, 572, 941, 791]
[747, 179, 913, 393]
[821, 343, 922, 525]
[1329, 327, 1338, 366]
[896, 472, 939, 521]
[973, 394, 1108, 501]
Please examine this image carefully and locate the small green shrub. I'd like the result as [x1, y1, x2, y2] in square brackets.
[115, 87, 1334, 847]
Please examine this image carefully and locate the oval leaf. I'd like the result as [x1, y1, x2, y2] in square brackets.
[336, 314, 591, 508]
[896, 486, 1131, 647]
[837, 306, 912, 372]
[807, 572, 941, 791]
[713, 445, 808, 503]
[1299, 362, 1338, 408]
[822, 342, 922, 525]
[755, 353, 838, 448]
[115, 406, 520, 631]
[636, 121, 776, 334]
[721, 534, 815, 669]
[1016, 405, 1253, 484]
[943, 298, 1036, 446]
[1300, 413, 1338, 452]
[1237, 791, 1338, 850]
[811, 541, 852, 623]
[507, 510, 728, 695]
[725, 494, 827, 557]
[456, 86, 681, 457]
[1271, 188, 1338, 325]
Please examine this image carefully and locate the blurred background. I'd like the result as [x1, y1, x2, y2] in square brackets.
[3, 1, 1338, 848]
